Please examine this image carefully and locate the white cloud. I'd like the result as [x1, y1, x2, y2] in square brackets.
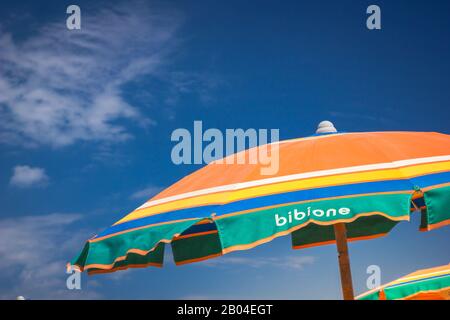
[0, 2, 180, 147]
[9, 165, 49, 188]
[0, 213, 101, 299]
[130, 185, 162, 200]
[200, 255, 316, 270]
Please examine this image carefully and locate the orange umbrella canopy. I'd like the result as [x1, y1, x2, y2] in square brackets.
[71, 131, 450, 274]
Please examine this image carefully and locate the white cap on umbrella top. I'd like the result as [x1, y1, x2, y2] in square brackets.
[316, 120, 337, 134]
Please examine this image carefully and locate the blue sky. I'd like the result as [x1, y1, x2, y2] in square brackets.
[0, 0, 449, 299]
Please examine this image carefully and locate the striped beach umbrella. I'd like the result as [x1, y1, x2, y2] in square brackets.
[357, 264, 450, 300]
[70, 122, 450, 299]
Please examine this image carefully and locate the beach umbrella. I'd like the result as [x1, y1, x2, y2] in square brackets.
[70, 122, 450, 299]
[357, 264, 450, 300]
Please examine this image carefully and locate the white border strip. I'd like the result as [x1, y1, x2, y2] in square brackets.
[137, 155, 450, 210]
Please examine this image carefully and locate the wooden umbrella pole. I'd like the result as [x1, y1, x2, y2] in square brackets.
[333, 223, 355, 300]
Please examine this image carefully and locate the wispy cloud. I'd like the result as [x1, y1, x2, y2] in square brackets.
[130, 185, 162, 200]
[0, 2, 180, 148]
[0, 213, 101, 299]
[9, 165, 49, 188]
[328, 111, 398, 126]
[164, 71, 223, 106]
[199, 255, 316, 270]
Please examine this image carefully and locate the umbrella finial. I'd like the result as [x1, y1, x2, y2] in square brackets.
[316, 120, 337, 134]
